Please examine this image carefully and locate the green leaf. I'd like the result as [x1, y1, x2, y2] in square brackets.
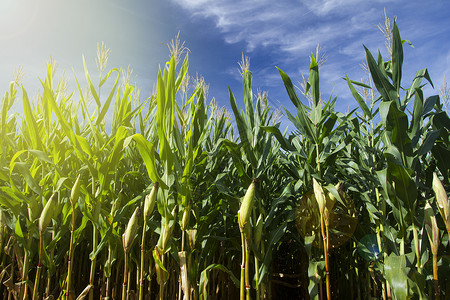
[402, 68, 432, 107]
[15, 218, 24, 238]
[156, 67, 173, 174]
[175, 53, 189, 92]
[128, 133, 167, 189]
[12, 162, 42, 195]
[277, 67, 301, 108]
[384, 145, 404, 167]
[83, 56, 100, 108]
[358, 234, 384, 261]
[409, 88, 423, 140]
[258, 222, 287, 285]
[423, 95, 439, 116]
[391, 21, 403, 92]
[364, 46, 397, 103]
[380, 100, 412, 161]
[228, 86, 257, 167]
[199, 264, 239, 300]
[386, 160, 417, 215]
[219, 138, 247, 180]
[97, 68, 120, 125]
[21, 86, 43, 150]
[345, 75, 371, 118]
[417, 129, 440, 157]
[75, 135, 93, 158]
[384, 253, 412, 300]
[308, 260, 325, 299]
[28, 150, 53, 165]
[260, 125, 294, 152]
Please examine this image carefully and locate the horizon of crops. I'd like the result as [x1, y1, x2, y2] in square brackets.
[0, 17, 449, 300]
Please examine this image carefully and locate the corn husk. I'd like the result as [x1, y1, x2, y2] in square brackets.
[238, 178, 257, 228]
[39, 192, 57, 233]
[181, 205, 190, 231]
[123, 207, 141, 252]
[432, 172, 449, 225]
[158, 206, 177, 252]
[144, 182, 159, 220]
[424, 201, 439, 255]
[313, 178, 326, 215]
[70, 175, 81, 206]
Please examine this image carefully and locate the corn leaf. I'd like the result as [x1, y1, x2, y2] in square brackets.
[345, 75, 372, 119]
[82, 56, 100, 108]
[364, 46, 397, 104]
[228, 86, 257, 167]
[175, 53, 189, 92]
[277, 67, 317, 144]
[97, 68, 119, 125]
[384, 253, 414, 300]
[200, 264, 239, 300]
[21, 86, 43, 150]
[391, 21, 403, 93]
[128, 133, 167, 189]
[261, 125, 294, 152]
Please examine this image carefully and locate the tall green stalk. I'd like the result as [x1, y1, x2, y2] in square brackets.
[239, 229, 246, 300]
[32, 232, 44, 300]
[33, 192, 57, 300]
[122, 250, 129, 300]
[238, 179, 257, 300]
[140, 183, 158, 300]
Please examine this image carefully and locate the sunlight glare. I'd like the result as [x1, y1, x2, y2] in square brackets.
[0, 0, 39, 41]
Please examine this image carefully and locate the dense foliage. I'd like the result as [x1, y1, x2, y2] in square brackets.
[0, 21, 449, 299]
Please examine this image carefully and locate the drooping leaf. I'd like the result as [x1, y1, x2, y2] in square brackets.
[199, 264, 239, 300]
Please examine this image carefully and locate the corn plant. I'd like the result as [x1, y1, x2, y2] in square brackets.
[0, 19, 449, 300]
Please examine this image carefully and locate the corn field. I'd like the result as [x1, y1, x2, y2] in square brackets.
[0, 20, 449, 300]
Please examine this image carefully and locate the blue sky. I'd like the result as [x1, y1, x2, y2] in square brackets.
[1, 0, 449, 127]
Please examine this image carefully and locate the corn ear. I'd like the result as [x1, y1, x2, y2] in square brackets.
[313, 178, 326, 215]
[424, 201, 439, 255]
[432, 172, 449, 225]
[144, 182, 158, 220]
[111, 190, 124, 216]
[123, 207, 141, 252]
[238, 178, 257, 228]
[39, 192, 57, 233]
[181, 205, 190, 231]
[160, 221, 175, 252]
[70, 174, 81, 206]
[158, 206, 177, 252]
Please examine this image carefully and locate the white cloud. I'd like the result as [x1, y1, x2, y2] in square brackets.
[299, 0, 359, 16]
[170, 0, 391, 61]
